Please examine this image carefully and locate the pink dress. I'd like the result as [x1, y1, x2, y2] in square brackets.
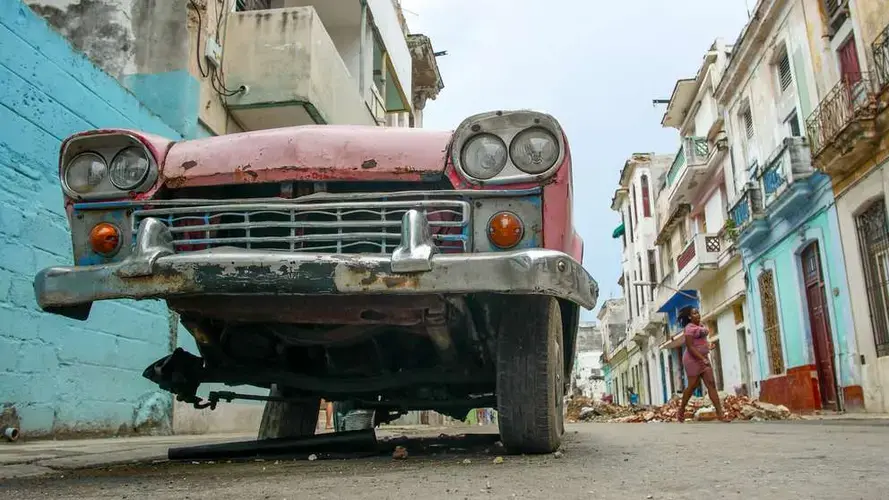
[682, 323, 711, 378]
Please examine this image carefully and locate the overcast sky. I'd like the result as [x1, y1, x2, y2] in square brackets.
[401, 0, 752, 320]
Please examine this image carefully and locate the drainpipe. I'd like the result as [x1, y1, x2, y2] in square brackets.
[359, 0, 368, 99]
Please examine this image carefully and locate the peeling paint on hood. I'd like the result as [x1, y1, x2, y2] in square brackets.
[163, 124, 454, 188]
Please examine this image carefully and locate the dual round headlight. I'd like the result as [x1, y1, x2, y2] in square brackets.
[64, 147, 151, 194]
[460, 127, 560, 180]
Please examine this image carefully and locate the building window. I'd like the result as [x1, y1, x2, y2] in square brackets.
[741, 106, 754, 140]
[758, 269, 785, 374]
[823, 0, 851, 39]
[855, 199, 889, 357]
[632, 189, 639, 226]
[785, 110, 802, 137]
[647, 250, 658, 300]
[641, 175, 652, 218]
[637, 255, 645, 306]
[777, 48, 793, 93]
[739, 102, 756, 173]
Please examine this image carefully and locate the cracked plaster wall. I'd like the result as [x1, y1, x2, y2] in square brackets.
[0, 0, 181, 437]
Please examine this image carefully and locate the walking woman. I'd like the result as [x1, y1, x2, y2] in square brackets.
[676, 306, 728, 422]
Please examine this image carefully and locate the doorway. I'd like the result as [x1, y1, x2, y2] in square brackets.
[801, 241, 839, 410]
[737, 326, 752, 397]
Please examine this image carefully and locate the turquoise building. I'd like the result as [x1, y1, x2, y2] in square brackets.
[729, 137, 860, 412]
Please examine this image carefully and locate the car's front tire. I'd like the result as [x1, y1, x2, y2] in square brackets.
[496, 296, 564, 454]
[257, 385, 320, 439]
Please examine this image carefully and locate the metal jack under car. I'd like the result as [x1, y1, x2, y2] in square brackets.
[35, 110, 598, 454]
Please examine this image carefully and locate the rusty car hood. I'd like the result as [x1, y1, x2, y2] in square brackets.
[163, 125, 454, 188]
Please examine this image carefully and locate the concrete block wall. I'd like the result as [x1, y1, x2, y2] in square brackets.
[0, 0, 183, 437]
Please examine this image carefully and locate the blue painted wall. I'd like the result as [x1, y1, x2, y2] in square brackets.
[740, 172, 859, 394]
[0, 0, 190, 436]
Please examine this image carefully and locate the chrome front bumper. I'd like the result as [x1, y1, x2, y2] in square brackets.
[34, 210, 599, 318]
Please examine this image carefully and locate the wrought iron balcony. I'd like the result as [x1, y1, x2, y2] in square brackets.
[805, 72, 880, 175]
[875, 22, 889, 96]
[758, 137, 817, 216]
[728, 183, 767, 247]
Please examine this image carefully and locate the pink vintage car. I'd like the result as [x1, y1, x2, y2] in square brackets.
[34, 110, 598, 453]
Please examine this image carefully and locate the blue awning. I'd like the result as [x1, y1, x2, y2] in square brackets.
[612, 223, 625, 239]
[657, 289, 699, 330]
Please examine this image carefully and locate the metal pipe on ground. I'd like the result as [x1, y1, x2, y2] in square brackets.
[168, 430, 378, 461]
[2, 427, 19, 442]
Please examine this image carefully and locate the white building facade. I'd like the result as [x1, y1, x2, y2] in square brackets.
[572, 323, 606, 400]
[653, 39, 752, 398]
[611, 154, 673, 405]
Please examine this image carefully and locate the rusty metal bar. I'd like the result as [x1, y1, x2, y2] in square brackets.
[167, 430, 378, 461]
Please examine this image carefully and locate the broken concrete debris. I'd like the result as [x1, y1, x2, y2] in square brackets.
[566, 395, 799, 423]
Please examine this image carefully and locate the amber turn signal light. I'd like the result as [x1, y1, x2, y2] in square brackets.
[487, 211, 524, 249]
[89, 223, 121, 256]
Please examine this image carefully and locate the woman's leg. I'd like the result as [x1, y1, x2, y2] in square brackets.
[677, 375, 701, 422]
[701, 368, 727, 420]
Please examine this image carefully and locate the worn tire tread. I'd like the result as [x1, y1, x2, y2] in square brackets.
[496, 296, 564, 454]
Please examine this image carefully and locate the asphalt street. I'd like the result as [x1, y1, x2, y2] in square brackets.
[2, 420, 888, 499]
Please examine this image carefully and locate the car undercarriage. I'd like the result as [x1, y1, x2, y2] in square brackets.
[143, 293, 580, 424]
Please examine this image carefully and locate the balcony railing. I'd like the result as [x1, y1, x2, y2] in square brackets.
[686, 136, 710, 164]
[666, 137, 709, 187]
[677, 239, 697, 273]
[761, 158, 785, 199]
[874, 22, 889, 93]
[757, 137, 815, 209]
[666, 145, 685, 186]
[805, 72, 877, 155]
[675, 233, 722, 288]
[729, 184, 764, 231]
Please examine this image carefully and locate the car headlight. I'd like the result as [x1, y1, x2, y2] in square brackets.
[510, 127, 560, 174]
[460, 133, 508, 180]
[64, 152, 107, 194]
[109, 147, 151, 190]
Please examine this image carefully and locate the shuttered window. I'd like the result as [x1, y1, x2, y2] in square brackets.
[742, 107, 754, 139]
[778, 50, 793, 92]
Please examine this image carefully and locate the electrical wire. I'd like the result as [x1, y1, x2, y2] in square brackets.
[211, 70, 243, 97]
[210, 0, 244, 97]
[189, 0, 210, 79]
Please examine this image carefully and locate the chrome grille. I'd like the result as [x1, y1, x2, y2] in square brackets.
[132, 199, 470, 254]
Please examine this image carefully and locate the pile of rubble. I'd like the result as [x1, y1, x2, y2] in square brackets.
[566, 394, 803, 423]
[566, 397, 637, 422]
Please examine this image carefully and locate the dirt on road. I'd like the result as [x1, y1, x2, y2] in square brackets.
[2, 421, 889, 499]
